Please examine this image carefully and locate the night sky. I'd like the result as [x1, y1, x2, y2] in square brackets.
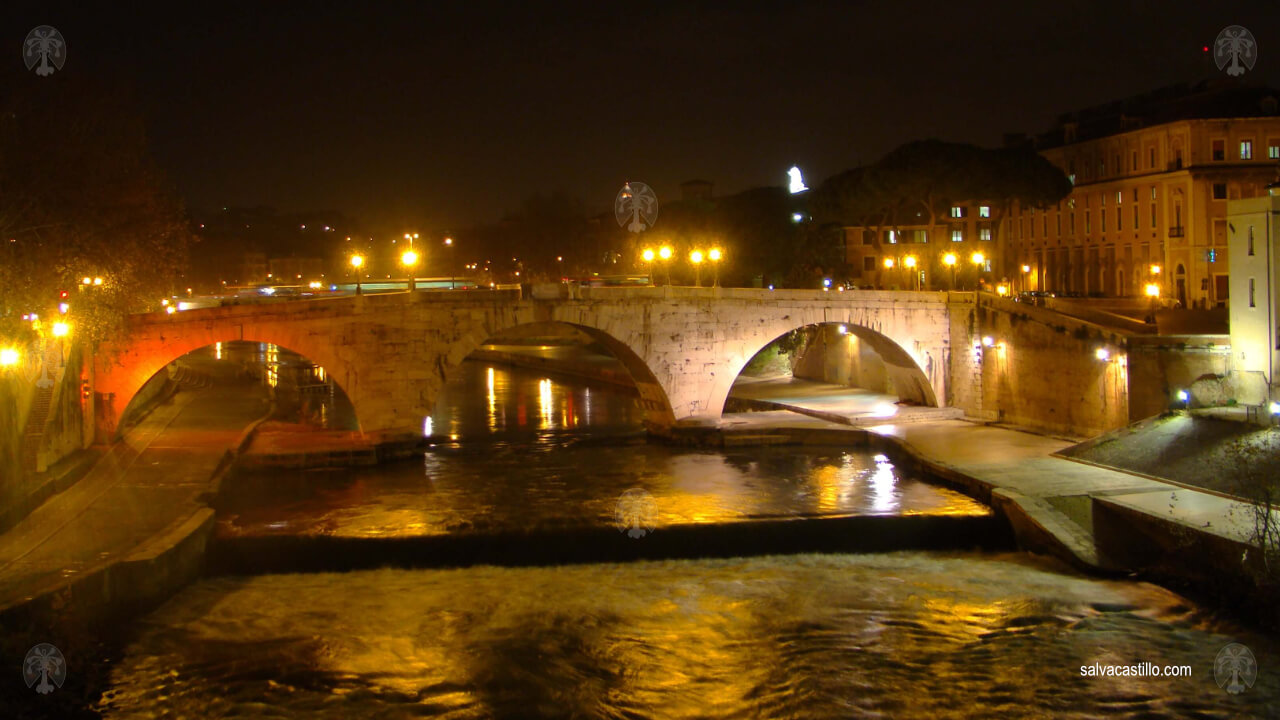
[8, 2, 1280, 235]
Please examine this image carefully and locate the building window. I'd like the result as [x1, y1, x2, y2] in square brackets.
[1213, 183, 1227, 200]
[1042, 216, 1047, 236]
[1085, 210, 1091, 234]
[1212, 138, 1225, 161]
[1101, 209, 1106, 232]
[1250, 277, 1256, 308]
[1150, 204, 1156, 228]
[1117, 191, 1123, 204]
[1117, 208, 1122, 231]
[1249, 226, 1255, 256]
[978, 205, 990, 218]
[1131, 151, 1138, 171]
[950, 206, 964, 218]
[1133, 206, 1139, 229]
[1100, 193, 1106, 207]
[862, 230, 874, 245]
[1099, 159, 1106, 175]
[1069, 211, 1076, 234]
[951, 227, 963, 242]
[1151, 186, 1157, 201]
[1056, 213, 1062, 235]
[1149, 147, 1156, 168]
[1068, 173, 1076, 185]
[979, 226, 992, 241]
[864, 256, 877, 272]
[1270, 141, 1280, 159]
[913, 229, 928, 243]
[885, 230, 897, 244]
[1241, 139, 1253, 160]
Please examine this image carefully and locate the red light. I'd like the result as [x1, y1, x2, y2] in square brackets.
[1203, 45, 1210, 52]
[59, 290, 68, 298]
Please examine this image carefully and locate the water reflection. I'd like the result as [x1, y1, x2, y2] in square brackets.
[98, 553, 1280, 719]
[217, 441, 985, 539]
[428, 359, 643, 440]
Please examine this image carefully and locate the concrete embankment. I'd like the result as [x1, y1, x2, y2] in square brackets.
[0, 386, 272, 632]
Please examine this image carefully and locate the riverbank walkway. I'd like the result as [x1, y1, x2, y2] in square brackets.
[0, 383, 268, 616]
[722, 377, 1265, 570]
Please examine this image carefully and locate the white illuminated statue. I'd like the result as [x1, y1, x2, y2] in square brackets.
[788, 165, 808, 194]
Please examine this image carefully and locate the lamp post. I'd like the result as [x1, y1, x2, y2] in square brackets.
[970, 252, 985, 291]
[709, 247, 723, 287]
[350, 254, 364, 294]
[904, 254, 918, 290]
[1020, 264, 1031, 294]
[401, 248, 420, 291]
[444, 237, 455, 289]
[943, 252, 957, 290]
[690, 249, 704, 287]
[659, 245, 673, 286]
[641, 248, 656, 285]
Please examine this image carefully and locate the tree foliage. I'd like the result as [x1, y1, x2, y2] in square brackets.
[0, 66, 191, 346]
[810, 139, 1073, 230]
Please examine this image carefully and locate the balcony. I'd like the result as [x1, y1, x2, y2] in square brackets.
[1169, 226, 1185, 238]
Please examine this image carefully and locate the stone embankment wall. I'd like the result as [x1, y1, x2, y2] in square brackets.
[948, 295, 1131, 439]
[1127, 335, 1231, 419]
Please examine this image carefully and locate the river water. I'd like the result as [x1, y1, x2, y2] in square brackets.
[94, 356, 1279, 718]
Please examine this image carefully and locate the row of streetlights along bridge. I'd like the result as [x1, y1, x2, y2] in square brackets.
[639, 246, 723, 286]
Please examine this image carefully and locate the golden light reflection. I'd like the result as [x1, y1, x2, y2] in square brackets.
[214, 341, 222, 360]
[538, 377, 553, 427]
[870, 454, 899, 514]
[265, 343, 279, 388]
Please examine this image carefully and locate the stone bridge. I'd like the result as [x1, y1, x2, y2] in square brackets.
[92, 287, 964, 441]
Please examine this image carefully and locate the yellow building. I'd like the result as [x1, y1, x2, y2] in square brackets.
[842, 204, 1000, 291]
[1006, 81, 1280, 307]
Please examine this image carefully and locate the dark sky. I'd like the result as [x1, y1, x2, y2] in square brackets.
[8, 2, 1280, 235]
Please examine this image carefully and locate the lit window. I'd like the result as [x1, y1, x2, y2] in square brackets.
[951, 206, 963, 218]
[951, 227, 963, 242]
[979, 227, 992, 241]
[1241, 140, 1253, 160]
[1270, 142, 1280, 160]
[1151, 186, 1157, 200]
[1068, 173, 1076, 185]
[1117, 191, 1123, 204]
[978, 206, 990, 218]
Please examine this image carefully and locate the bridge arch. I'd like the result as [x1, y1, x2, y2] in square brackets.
[432, 319, 676, 432]
[95, 327, 361, 441]
[709, 313, 945, 421]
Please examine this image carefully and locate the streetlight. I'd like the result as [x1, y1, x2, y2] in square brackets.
[349, 254, 365, 294]
[51, 322, 69, 338]
[0, 348, 19, 367]
[709, 247, 723, 286]
[970, 252, 985, 291]
[943, 252, 957, 290]
[401, 248, 420, 291]
[1021, 264, 1031, 294]
[904, 255, 918, 291]
[641, 247, 656, 285]
[659, 245, 673, 285]
[690, 249, 704, 287]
